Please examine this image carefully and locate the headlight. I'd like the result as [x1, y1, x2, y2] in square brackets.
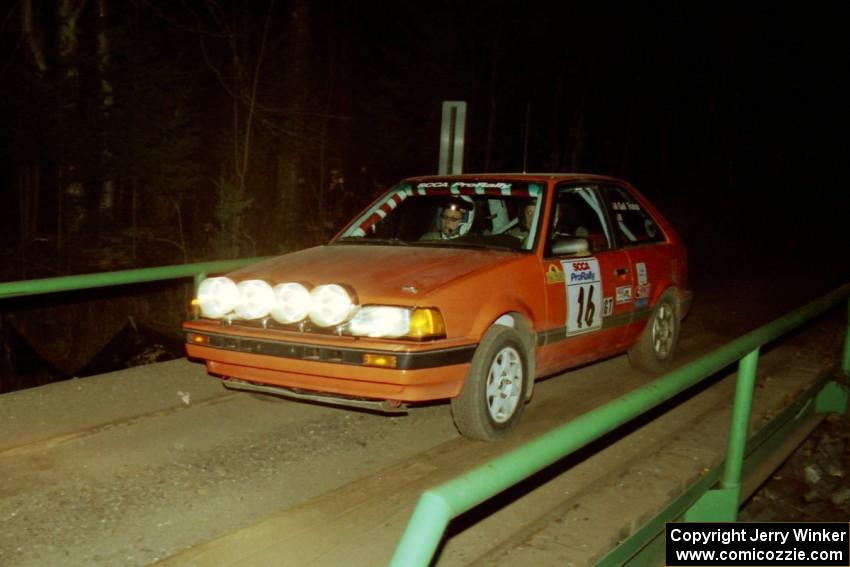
[197, 277, 239, 319]
[348, 306, 446, 339]
[235, 280, 275, 320]
[270, 282, 312, 324]
[348, 306, 411, 337]
[309, 284, 354, 327]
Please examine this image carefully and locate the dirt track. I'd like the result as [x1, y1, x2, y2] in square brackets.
[0, 270, 847, 566]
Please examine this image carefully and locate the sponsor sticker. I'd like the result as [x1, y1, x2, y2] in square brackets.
[636, 262, 648, 285]
[635, 283, 650, 299]
[546, 264, 565, 284]
[602, 297, 613, 317]
[616, 285, 633, 304]
[611, 201, 641, 211]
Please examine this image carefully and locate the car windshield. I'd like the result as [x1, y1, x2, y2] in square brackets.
[335, 181, 545, 251]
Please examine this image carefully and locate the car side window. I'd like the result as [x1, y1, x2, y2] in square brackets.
[602, 185, 665, 246]
[548, 185, 611, 255]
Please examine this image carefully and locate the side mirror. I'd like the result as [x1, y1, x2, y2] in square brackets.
[551, 237, 590, 256]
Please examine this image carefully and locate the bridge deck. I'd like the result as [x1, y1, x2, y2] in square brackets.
[160, 324, 840, 567]
[0, 310, 844, 567]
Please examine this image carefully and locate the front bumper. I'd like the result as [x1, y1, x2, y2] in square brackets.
[183, 323, 477, 403]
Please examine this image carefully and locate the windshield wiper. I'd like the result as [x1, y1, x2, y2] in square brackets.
[416, 240, 521, 252]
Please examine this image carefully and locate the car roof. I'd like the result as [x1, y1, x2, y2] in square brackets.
[401, 173, 627, 185]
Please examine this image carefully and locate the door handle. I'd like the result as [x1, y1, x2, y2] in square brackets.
[615, 268, 629, 277]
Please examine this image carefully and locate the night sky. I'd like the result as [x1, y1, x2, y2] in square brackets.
[0, 1, 846, 275]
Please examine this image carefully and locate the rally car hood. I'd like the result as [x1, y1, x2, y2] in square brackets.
[227, 244, 520, 302]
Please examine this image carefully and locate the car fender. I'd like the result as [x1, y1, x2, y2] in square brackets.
[649, 282, 680, 318]
[469, 303, 537, 402]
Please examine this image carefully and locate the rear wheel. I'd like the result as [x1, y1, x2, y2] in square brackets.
[451, 325, 528, 441]
[628, 288, 680, 373]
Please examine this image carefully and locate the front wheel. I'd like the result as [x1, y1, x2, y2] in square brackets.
[628, 288, 680, 373]
[451, 325, 528, 441]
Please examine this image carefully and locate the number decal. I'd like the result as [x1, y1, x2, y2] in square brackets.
[563, 258, 602, 335]
[575, 285, 596, 329]
[577, 286, 585, 328]
[584, 285, 595, 327]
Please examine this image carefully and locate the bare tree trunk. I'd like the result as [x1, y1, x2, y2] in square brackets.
[18, 167, 41, 278]
[19, 0, 48, 275]
[277, 0, 309, 246]
[317, 7, 338, 233]
[130, 1, 139, 261]
[18, 167, 40, 243]
[131, 178, 138, 260]
[97, 0, 116, 222]
[57, 0, 86, 250]
[201, 1, 274, 257]
[277, 153, 302, 243]
[21, 0, 48, 75]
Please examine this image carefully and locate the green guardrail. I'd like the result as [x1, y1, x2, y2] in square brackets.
[389, 282, 850, 567]
[0, 258, 270, 300]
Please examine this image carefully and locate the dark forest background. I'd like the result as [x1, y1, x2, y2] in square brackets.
[0, 1, 846, 389]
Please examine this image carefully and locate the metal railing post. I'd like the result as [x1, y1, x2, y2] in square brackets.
[815, 297, 850, 414]
[683, 348, 760, 523]
[194, 271, 207, 292]
[389, 491, 452, 567]
[722, 348, 760, 492]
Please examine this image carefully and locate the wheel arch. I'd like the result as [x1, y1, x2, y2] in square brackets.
[652, 283, 681, 319]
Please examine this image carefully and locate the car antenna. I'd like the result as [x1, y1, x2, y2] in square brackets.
[522, 102, 531, 173]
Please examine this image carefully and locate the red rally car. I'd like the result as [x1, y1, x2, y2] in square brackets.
[184, 174, 692, 440]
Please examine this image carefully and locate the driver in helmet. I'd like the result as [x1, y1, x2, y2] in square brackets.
[420, 197, 475, 240]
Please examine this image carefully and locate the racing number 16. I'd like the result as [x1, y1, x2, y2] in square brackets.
[576, 285, 595, 329]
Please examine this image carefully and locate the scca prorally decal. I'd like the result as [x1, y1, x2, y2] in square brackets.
[567, 260, 597, 284]
[450, 182, 512, 191]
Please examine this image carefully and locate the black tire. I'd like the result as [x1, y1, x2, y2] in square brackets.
[451, 325, 528, 441]
[628, 288, 680, 373]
